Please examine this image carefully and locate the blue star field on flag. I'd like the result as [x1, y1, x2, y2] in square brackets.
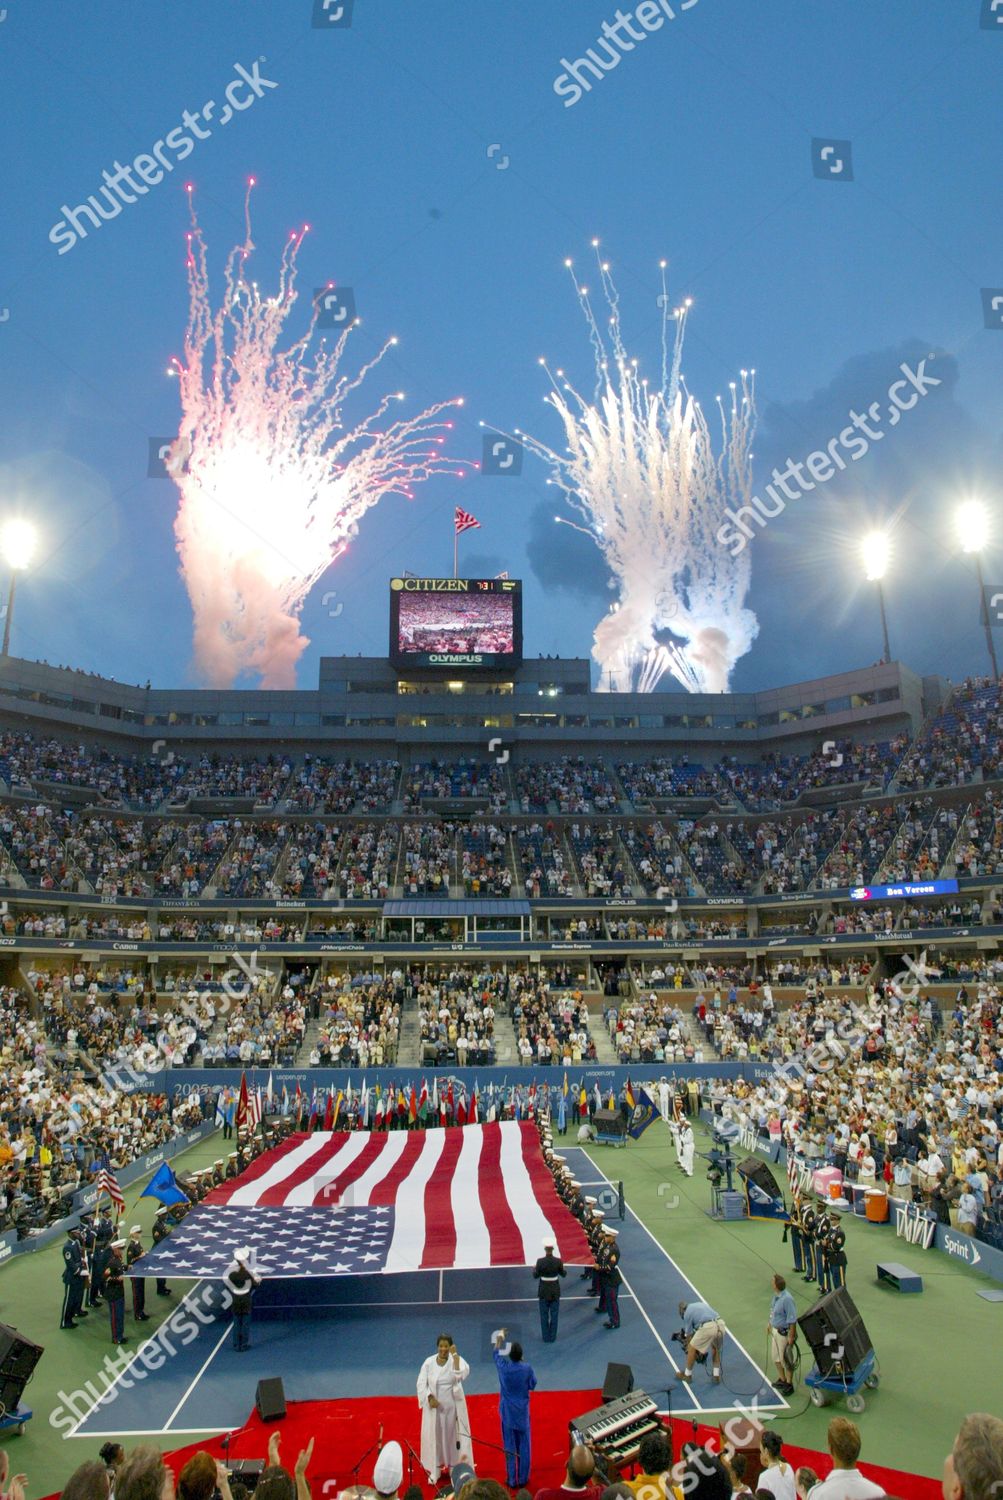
[137, 1205, 395, 1279]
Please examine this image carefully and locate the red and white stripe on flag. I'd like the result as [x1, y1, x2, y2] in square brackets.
[454, 506, 480, 535]
[204, 1119, 591, 1272]
[96, 1168, 125, 1216]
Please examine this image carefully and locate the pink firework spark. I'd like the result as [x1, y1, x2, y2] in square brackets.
[167, 184, 464, 687]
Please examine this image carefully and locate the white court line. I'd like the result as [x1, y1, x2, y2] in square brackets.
[568, 1147, 789, 1415]
[164, 1323, 232, 1431]
[257, 1294, 631, 1310]
[65, 1284, 211, 1439]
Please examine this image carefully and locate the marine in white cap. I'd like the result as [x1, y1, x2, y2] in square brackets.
[533, 1233, 566, 1343]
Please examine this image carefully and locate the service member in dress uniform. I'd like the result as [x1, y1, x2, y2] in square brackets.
[60, 1225, 90, 1330]
[91, 1207, 115, 1309]
[598, 1225, 622, 1329]
[104, 1238, 128, 1346]
[151, 1205, 173, 1297]
[532, 1235, 566, 1343]
[126, 1225, 151, 1321]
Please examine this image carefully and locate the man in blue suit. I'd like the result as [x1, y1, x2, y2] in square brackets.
[492, 1329, 537, 1488]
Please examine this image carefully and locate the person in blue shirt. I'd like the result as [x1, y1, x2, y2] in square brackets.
[768, 1274, 798, 1396]
[676, 1299, 725, 1383]
[492, 1329, 537, 1487]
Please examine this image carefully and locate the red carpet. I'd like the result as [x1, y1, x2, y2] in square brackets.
[149, 1394, 940, 1500]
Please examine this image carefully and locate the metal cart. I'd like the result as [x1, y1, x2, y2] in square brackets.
[804, 1349, 880, 1414]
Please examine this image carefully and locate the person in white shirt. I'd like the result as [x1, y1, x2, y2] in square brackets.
[806, 1417, 885, 1500]
[757, 1430, 796, 1500]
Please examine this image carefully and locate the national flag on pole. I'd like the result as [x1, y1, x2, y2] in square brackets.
[248, 1087, 263, 1130]
[375, 1091, 385, 1129]
[456, 1091, 467, 1128]
[308, 1087, 319, 1132]
[324, 1090, 335, 1132]
[562, 1071, 569, 1099]
[455, 506, 480, 535]
[236, 1072, 252, 1129]
[418, 1080, 429, 1123]
[469, 1086, 479, 1125]
[625, 1077, 636, 1111]
[408, 1086, 418, 1126]
[95, 1167, 125, 1217]
[332, 1090, 344, 1129]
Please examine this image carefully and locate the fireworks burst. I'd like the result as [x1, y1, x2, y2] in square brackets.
[515, 244, 757, 693]
[167, 183, 464, 688]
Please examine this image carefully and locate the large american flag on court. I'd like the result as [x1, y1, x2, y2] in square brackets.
[137, 1121, 590, 1278]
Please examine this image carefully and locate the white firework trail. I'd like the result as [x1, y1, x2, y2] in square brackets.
[515, 244, 757, 693]
[167, 183, 465, 688]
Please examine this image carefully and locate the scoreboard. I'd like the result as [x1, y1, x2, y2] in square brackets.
[389, 577, 523, 670]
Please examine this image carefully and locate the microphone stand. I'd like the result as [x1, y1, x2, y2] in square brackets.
[402, 1438, 424, 1488]
[219, 1417, 261, 1464]
[350, 1430, 384, 1484]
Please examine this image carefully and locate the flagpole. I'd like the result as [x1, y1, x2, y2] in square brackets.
[453, 523, 458, 579]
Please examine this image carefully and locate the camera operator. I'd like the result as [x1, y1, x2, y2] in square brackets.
[767, 1275, 797, 1397]
[675, 1299, 725, 1384]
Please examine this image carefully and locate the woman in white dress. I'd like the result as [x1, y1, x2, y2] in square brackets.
[417, 1335, 472, 1485]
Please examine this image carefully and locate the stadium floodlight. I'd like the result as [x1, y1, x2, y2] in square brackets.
[954, 500, 998, 682]
[0, 518, 37, 657]
[860, 530, 892, 663]
[861, 531, 890, 582]
[956, 499, 990, 555]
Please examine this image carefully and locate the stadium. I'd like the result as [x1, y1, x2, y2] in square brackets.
[0, 617, 1000, 1500]
[3, 7, 1001, 1500]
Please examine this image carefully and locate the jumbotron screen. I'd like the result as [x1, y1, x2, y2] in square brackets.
[389, 577, 523, 669]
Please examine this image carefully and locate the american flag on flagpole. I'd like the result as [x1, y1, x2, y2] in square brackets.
[95, 1167, 125, 1217]
[138, 1121, 590, 1277]
[454, 506, 480, 535]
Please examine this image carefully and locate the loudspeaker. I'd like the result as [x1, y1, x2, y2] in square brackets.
[737, 1157, 783, 1200]
[255, 1376, 286, 1422]
[0, 1325, 44, 1414]
[798, 1288, 872, 1378]
[602, 1362, 634, 1401]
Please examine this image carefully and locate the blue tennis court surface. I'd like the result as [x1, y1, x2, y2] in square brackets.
[70, 1148, 784, 1437]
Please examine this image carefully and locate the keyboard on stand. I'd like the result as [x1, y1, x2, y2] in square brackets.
[569, 1390, 662, 1472]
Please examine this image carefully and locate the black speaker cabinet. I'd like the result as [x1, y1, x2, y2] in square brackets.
[0, 1325, 43, 1414]
[594, 1109, 626, 1137]
[602, 1362, 634, 1401]
[798, 1287, 872, 1378]
[736, 1157, 784, 1200]
[255, 1376, 287, 1421]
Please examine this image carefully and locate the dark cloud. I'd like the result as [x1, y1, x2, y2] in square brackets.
[731, 338, 1001, 688]
[525, 500, 614, 603]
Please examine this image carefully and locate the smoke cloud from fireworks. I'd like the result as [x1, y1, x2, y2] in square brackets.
[517, 246, 757, 693]
[167, 185, 464, 688]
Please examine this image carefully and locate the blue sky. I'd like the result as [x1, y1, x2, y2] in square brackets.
[0, 0, 1000, 692]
